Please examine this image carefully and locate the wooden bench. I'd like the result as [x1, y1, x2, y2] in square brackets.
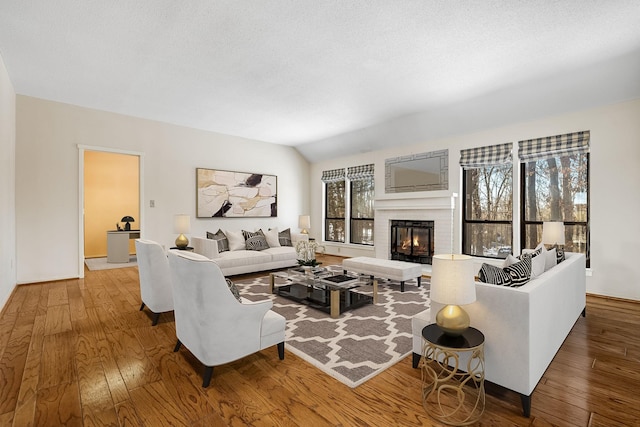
[342, 256, 423, 292]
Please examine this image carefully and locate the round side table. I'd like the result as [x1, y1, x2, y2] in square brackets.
[420, 324, 485, 426]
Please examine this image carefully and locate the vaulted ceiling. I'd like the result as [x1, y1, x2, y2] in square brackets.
[2, 1, 640, 162]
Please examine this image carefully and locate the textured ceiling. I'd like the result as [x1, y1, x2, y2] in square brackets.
[1, 1, 640, 161]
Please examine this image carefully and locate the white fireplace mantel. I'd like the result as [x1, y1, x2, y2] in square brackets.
[373, 194, 458, 262]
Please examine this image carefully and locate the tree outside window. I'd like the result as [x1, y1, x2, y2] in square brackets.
[350, 178, 374, 245]
[463, 164, 513, 258]
[325, 180, 345, 242]
[522, 153, 589, 264]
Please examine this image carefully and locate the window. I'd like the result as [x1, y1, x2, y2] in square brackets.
[350, 178, 374, 245]
[461, 143, 513, 259]
[322, 169, 345, 242]
[519, 131, 590, 265]
[322, 164, 374, 245]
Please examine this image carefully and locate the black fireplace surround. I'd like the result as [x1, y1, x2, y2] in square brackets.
[390, 220, 435, 265]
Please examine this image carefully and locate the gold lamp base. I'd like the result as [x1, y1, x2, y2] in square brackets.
[175, 234, 189, 249]
[436, 304, 470, 337]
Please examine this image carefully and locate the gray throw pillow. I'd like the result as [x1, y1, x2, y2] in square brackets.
[207, 229, 229, 253]
[226, 278, 241, 302]
[278, 228, 292, 246]
[242, 229, 269, 251]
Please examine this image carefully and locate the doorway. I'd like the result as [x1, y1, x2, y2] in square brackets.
[78, 145, 144, 278]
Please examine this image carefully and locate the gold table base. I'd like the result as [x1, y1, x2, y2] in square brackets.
[421, 339, 485, 426]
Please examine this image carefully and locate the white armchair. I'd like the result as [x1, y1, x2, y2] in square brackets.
[167, 250, 286, 387]
[135, 239, 174, 326]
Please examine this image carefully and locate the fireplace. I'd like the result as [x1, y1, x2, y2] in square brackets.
[390, 220, 435, 264]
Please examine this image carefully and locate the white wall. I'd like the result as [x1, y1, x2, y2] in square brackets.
[0, 54, 16, 309]
[311, 98, 640, 301]
[15, 96, 309, 285]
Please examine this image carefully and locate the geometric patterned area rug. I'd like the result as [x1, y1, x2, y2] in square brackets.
[235, 265, 430, 388]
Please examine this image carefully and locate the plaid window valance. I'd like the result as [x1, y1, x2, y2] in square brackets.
[321, 168, 345, 183]
[459, 142, 513, 169]
[518, 130, 590, 162]
[346, 164, 374, 181]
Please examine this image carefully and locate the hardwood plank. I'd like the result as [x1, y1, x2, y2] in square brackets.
[105, 329, 162, 389]
[96, 337, 131, 404]
[39, 330, 78, 389]
[76, 355, 114, 413]
[34, 382, 82, 427]
[46, 282, 69, 307]
[43, 304, 72, 336]
[128, 381, 190, 426]
[114, 399, 144, 427]
[0, 317, 34, 414]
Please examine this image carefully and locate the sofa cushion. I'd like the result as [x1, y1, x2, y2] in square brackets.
[225, 230, 246, 251]
[479, 263, 512, 285]
[213, 250, 272, 268]
[503, 254, 532, 287]
[242, 229, 269, 251]
[278, 228, 293, 246]
[207, 229, 229, 253]
[262, 246, 297, 262]
[507, 247, 545, 278]
[264, 227, 281, 248]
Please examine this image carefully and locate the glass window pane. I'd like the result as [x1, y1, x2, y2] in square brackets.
[350, 219, 374, 245]
[351, 179, 374, 218]
[326, 181, 345, 218]
[523, 153, 588, 222]
[464, 165, 512, 221]
[464, 223, 512, 259]
[325, 219, 345, 242]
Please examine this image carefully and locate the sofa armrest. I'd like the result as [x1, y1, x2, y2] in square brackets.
[192, 236, 220, 259]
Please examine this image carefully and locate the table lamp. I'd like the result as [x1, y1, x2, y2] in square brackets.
[430, 254, 476, 336]
[121, 216, 135, 231]
[299, 215, 311, 234]
[542, 221, 565, 248]
[174, 214, 191, 249]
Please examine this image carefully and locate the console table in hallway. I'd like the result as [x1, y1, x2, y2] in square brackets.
[106, 230, 140, 263]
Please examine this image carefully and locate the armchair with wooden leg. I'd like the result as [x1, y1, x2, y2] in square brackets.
[135, 239, 174, 326]
[167, 250, 286, 387]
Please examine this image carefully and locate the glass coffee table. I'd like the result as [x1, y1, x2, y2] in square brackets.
[269, 268, 378, 318]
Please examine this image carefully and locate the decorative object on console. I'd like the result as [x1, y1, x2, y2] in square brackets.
[121, 216, 135, 231]
[430, 254, 476, 336]
[196, 168, 277, 218]
[173, 214, 191, 249]
[295, 240, 325, 267]
[298, 215, 310, 234]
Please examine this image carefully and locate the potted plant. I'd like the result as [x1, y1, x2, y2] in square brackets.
[296, 240, 325, 268]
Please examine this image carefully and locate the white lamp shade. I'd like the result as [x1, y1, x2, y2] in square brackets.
[542, 221, 565, 245]
[430, 254, 476, 306]
[298, 215, 311, 230]
[173, 214, 191, 234]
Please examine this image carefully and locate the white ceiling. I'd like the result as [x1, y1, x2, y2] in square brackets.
[2, 1, 640, 162]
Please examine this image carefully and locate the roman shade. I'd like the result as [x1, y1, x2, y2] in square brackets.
[321, 168, 345, 183]
[346, 164, 374, 181]
[459, 142, 513, 169]
[518, 130, 590, 162]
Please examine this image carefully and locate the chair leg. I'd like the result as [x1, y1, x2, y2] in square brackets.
[202, 366, 214, 387]
[417, 276, 422, 287]
[412, 352, 421, 369]
[400, 281, 405, 292]
[151, 312, 160, 326]
[139, 302, 145, 311]
[173, 340, 182, 352]
[277, 342, 285, 360]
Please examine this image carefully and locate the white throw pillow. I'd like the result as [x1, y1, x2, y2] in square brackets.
[544, 247, 557, 272]
[225, 230, 246, 251]
[530, 251, 545, 278]
[263, 227, 281, 248]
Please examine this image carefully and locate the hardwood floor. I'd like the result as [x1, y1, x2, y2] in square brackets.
[1, 255, 639, 426]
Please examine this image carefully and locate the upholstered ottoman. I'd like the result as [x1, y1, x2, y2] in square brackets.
[342, 256, 422, 292]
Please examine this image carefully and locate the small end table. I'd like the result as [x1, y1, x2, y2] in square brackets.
[420, 324, 485, 426]
[170, 246, 194, 251]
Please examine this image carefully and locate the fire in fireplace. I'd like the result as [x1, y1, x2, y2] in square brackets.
[390, 220, 435, 264]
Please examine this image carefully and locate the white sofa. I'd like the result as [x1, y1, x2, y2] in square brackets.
[192, 231, 308, 276]
[412, 252, 586, 417]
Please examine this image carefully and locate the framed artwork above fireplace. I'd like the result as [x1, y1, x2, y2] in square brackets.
[385, 149, 448, 193]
